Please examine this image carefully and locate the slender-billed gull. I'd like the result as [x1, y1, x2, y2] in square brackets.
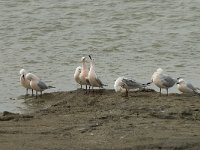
[19, 69, 39, 96]
[114, 77, 146, 96]
[88, 55, 106, 92]
[79, 57, 90, 92]
[177, 78, 200, 94]
[26, 73, 54, 98]
[149, 68, 176, 96]
[74, 66, 82, 89]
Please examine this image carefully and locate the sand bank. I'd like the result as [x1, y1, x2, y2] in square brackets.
[0, 89, 200, 149]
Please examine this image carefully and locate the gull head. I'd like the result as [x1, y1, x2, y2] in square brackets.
[177, 77, 183, 80]
[19, 69, 27, 75]
[26, 73, 38, 81]
[156, 68, 163, 74]
[177, 78, 185, 85]
[88, 55, 95, 65]
[81, 57, 87, 62]
[114, 77, 125, 92]
[75, 66, 82, 74]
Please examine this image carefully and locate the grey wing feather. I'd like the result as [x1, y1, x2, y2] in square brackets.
[122, 78, 144, 89]
[38, 81, 48, 90]
[96, 78, 104, 87]
[86, 78, 91, 85]
[187, 83, 197, 91]
[162, 76, 176, 87]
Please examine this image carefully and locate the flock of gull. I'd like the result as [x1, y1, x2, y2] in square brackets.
[20, 55, 200, 98]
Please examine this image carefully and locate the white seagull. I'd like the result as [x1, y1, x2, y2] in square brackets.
[114, 77, 146, 97]
[74, 66, 82, 89]
[177, 78, 200, 94]
[79, 57, 90, 92]
[149, 68, 176, 96]
[26, 73, 54, 98]
[19, 69, 39, 96]
[88, 55, 106, 92]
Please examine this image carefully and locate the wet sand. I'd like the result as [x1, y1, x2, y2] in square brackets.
[0, 89, 200, 150]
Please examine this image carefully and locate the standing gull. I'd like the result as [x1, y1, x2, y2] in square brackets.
[19, 69, 39, 96]
[26, 73, 55, 98]
[114, 77, 146, 97]
[79, 57, 90, 92]
[74, 66, 82, 89]
[149, 68, 176, 96]
[88, 55, 106, 92]
[177, 78, 200, 94]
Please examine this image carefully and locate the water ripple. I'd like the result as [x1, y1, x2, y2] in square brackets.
[0, 0, 199, 112]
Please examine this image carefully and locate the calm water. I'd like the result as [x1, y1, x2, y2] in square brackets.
[0, 0, 200, 113]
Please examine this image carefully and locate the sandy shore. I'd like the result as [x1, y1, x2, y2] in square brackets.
[0, 89, 200, 150]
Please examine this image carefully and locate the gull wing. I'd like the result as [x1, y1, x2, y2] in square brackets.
[96, 77, 104, 87]
[161, 75, 176, 87]
[122, 78, 144, 89]
[38, 80, 48, 90]
[187, 83, 197, 91]
[85, 78, 91, 86]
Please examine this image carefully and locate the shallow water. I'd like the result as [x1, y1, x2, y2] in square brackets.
[0, 0, 200, 112]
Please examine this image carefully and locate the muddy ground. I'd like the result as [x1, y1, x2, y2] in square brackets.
[0, 89, 200, 150]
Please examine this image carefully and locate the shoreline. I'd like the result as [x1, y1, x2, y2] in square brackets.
[0, 89, 200, 149]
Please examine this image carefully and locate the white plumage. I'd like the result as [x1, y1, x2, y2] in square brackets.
[74, 66, 82, 89]
[114, 77, 146, 96]
[19, 69, 39, 95]
[88, 55, 105, 90]
[151, 68, 176, 96]
[177, 78, 199, 94]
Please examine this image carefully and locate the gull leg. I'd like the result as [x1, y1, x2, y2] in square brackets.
[125, 89, 128, 97]
[98, 87, 101, 94]
[26, 88, 28, 96]
[167, 89, 168, 96]
[32, 89, 34, 96]
[36, 91, 38, 99]
[92, 86, 94, 94]
[159, 88, 161, 96]
[85, 85, 87, 94]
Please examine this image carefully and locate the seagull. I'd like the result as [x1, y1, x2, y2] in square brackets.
[19, 69, 39, 96]
[74, 66, 82, 89]
[79, 57, 90, 92]
[177, 78, 200, 94]
[114, 77, 146, 97]
[26, 73, 55, 98]
[88, 55, 106, 92]
[149, 68, 176, 96]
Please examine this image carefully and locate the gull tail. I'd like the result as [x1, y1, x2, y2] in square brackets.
[48, 86, 56, 89]
[145, 81, 153, 86]
[99, 83, 108, 88]
[140, 83, 149, 89]
[192, 88, 200, 96]
[142, 83, 148, 87]
[194, 91, 200, 96]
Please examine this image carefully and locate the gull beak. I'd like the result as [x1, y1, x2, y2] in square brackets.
[81, 58, 88, 63]
[88, 55, 92, 60]
[146, 81, 152, 85]
[177, 77, 182, 80]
